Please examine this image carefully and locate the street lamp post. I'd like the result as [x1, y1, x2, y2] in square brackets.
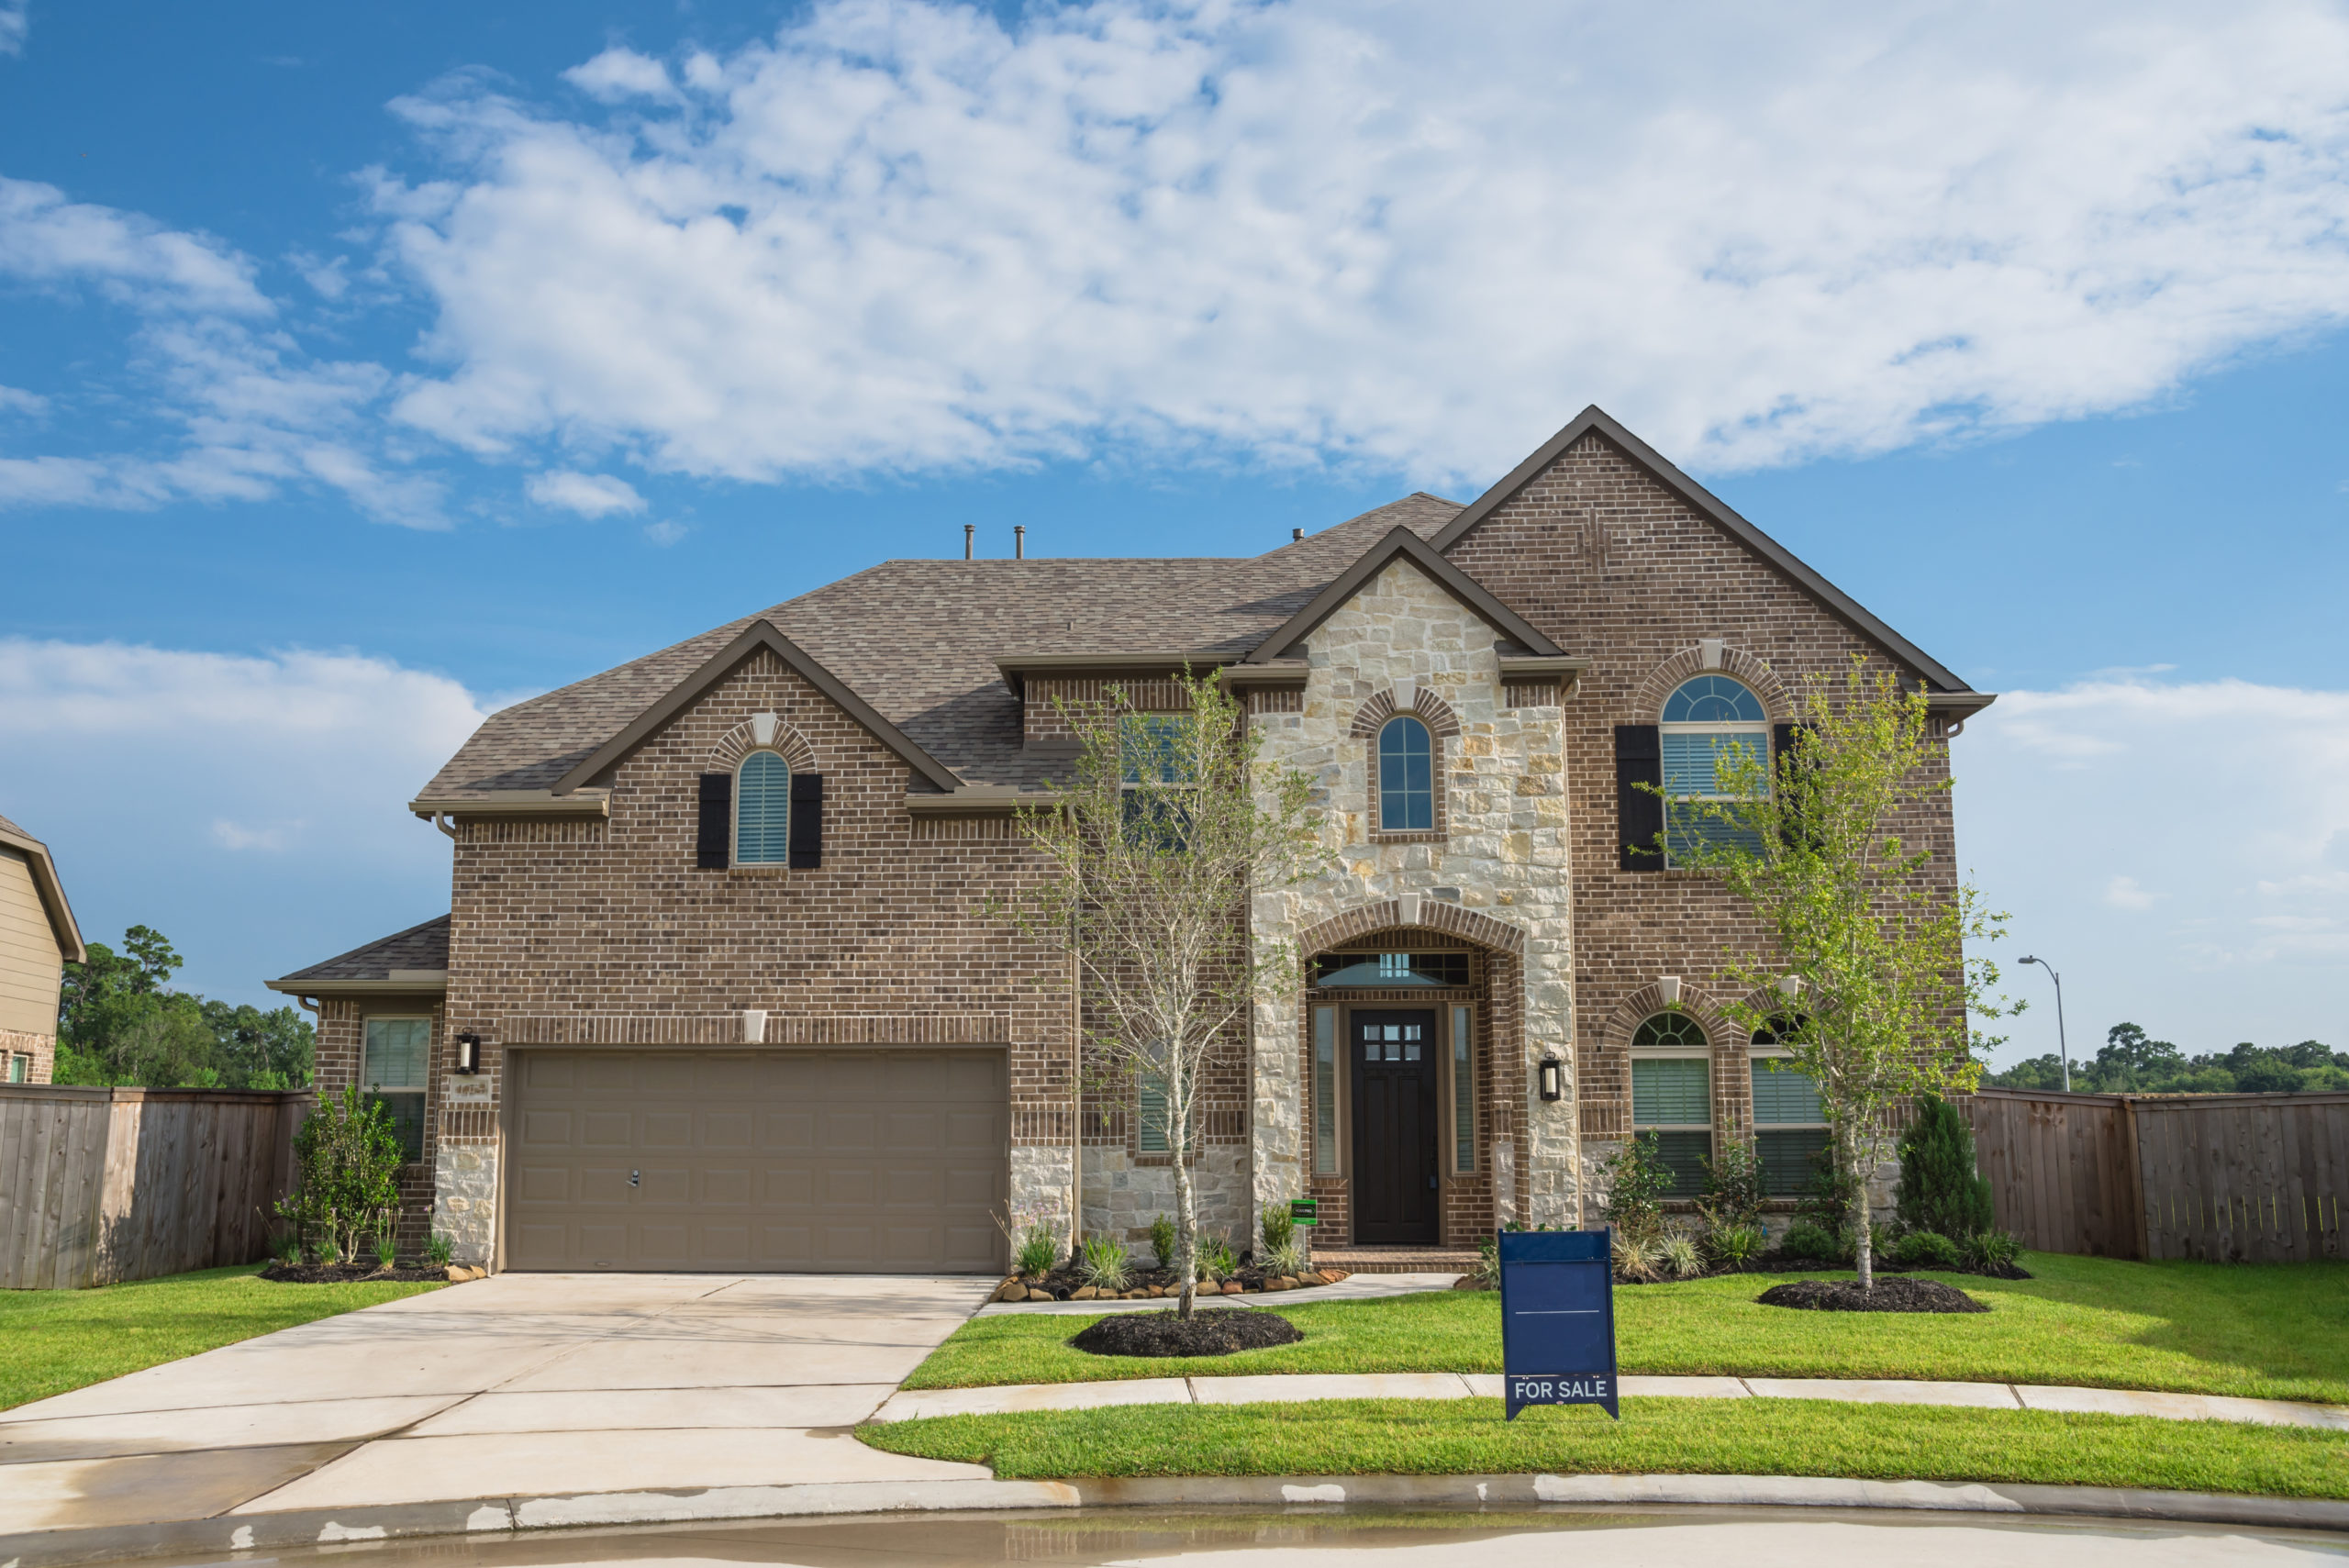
[2017, 955, 2070, 1092]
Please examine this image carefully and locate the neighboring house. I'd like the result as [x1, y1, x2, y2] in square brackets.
[0, 811, 85, 1084]
[269, 406, 1991, 1271]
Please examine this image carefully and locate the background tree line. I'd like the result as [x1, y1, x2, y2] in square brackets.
[1989, 1022, 2347, 1095]
[55, 925, 315, 1089]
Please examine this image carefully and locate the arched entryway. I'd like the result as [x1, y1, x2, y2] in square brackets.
[1293, 900, 1524, 1249]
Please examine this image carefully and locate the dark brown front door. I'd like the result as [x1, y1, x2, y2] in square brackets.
[1351, 1009, 1440, 1245]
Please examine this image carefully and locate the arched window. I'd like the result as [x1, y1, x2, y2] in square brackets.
[735, 751, 792, 864]
[1661, 674, 1768, 864]
[1630, 1011, 1710, 1197]
[1377, 715, 1433, 831]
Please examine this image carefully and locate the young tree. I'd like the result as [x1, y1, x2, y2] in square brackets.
[1665, 657, 2013, 1287]
[995, 671, 1327, 1318]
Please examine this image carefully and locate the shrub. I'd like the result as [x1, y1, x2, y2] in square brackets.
[1600, 1131, 1672, 1243]
[1612, 1231, 1664, 1281]
[425, 1233, 455, 1267]
[1895, 1092, 1996, 1240]
[1961, 1229, 2022, 1273]
[1779, 1219, 1850, 1262]
[1149, 1213, 1177, 1271]
[372, 1230, 398, 1269]
[271, 1229, 303, 1267]
[1197, 1233, 1238, 1281]
[1017, 1221, 1060, 1279]
[1796, 1140, 1863, 1239]
[274, 1085, 403, 1267]
[1888, 1229, 1963, 1270]
[1261, 1201, 1296, 1255]
[1263, 1235, 1308, 1275]
[1704, 1221, 1766, 1266]
[1077, 1233, 1132, 1291]
[1659, 1232, 1705, 1278]
[1697, 1135, 1765, 1231]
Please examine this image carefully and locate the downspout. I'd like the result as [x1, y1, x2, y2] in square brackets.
[1070, 941, 1083, 1251]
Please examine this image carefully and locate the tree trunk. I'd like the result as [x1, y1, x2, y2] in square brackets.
[1172, 1052, 1198, 1320]
[1845, 1121, 1874, 1288]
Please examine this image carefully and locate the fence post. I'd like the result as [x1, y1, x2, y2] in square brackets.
[2117, 1095, 2148, 1261]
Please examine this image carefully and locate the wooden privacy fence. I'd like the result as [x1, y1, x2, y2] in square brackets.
[1964, 1087, 2348, 1262]
[0, 1084, 314, 1289]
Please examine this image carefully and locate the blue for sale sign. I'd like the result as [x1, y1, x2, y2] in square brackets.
[1497, 1228, 1620, 1420]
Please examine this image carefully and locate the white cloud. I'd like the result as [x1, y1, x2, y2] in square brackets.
[0, 179, 446, 527]
[0, 639, 505, 1003]
[526, 468, 646, 517]
[373, 0, 2349, 485]
[1962, 674, 2349, 1059]
[0, 385, 45, 417]
[642, 518, 689, 546]
[0, 3, 26, 57]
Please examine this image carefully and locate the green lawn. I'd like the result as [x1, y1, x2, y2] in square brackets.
[0, 1263, 444, 1411]
[861, 1396, 2349, 1498]
[904, 1253, 2349, 1404]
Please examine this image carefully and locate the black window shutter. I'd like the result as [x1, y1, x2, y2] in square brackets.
[1774, 722, 1819, 851]
[696, 773, 731, 870]
[1615, 725, 1664, 872]
[788, 773, 824, 869]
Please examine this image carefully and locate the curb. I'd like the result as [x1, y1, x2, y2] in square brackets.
[4, 1470, 2342, 1567]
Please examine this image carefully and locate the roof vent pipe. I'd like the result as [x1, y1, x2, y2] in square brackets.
[1014, 525, 1026, 560]
[963, 524, 974, 561]
[1292, 528, 1303, 542]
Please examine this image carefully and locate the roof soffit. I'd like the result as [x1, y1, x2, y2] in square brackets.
[551, 619, 964, 795]
[1241, 527, 1566, 664]
[1431, 405, 1977, 695]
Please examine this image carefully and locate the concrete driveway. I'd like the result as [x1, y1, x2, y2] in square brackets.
[0, 1273, 996, 1534]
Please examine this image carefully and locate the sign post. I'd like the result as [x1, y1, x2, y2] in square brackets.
[1497, 1228, 1620, 1420]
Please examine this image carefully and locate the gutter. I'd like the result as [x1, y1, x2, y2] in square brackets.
[264, 970, 448, 998]
[409, 791, 611, 818]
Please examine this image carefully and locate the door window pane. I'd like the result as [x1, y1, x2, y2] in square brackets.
[1312, 1007, 1338, 1174]
[1451, 1006, 1474, 1173]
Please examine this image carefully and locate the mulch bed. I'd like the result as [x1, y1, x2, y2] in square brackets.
[994, 1262, 1349, 1304]
[1070, 1307, 1306, 1358]
[1756, 1276, 1988, 1313]
[259, 1261, 450, 1284]
[1451, 1247, 2031, 1290]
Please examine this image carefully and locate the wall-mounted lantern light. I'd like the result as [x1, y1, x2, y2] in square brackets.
[1657, 975, 1681, 1007]
[1538, 1054, 1564, 1102]
[454, 1033, 482, 1075]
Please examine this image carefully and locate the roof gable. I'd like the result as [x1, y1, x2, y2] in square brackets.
[0, 812, 83, 964]
[1431, 406, 1975, 695]
[1242, 527, 1565, 663]
[551, 619, 965, 796]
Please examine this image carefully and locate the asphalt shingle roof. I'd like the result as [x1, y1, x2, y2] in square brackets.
[419, 493, 1463, 798]
[273, 915, 451, 984]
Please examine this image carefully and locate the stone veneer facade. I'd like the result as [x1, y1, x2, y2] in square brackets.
[287, 422, 1967, 1266]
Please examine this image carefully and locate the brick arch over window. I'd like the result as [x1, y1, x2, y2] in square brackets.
[707, 717, 818, 774]
[1348, 686, 1463, 740]
[1597, 982, 1736, 1055]
[1630, 646, 1792, 721]
[1296, 898, 1524, 958]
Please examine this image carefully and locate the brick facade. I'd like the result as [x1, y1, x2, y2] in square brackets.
[295, 418, 1974, 1266]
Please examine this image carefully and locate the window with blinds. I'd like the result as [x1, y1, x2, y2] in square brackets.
[362, 1017, 430, 1162]
[1661, 675, 1768, 864]
[1751, 1057, 1828, 1195]
[735, 751, 792, 864]
[1631, 1049, 1710, 1199]
[1312, 1006, 1338, 1173]
[1138, 1072, 1170, 1154]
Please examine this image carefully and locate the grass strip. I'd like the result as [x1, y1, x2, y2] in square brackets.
[861, 1396, 2349, 1498]
[0, 1262, 444, 1411]
[905, 1253, 2349, 1404]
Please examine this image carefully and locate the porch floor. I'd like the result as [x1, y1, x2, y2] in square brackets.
[1306, 1245, 1479, 1275]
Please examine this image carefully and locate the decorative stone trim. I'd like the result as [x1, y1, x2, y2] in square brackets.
[707, 714, 818, 773]
[1296, 899, 1525, 956]
[1631, 643, 1792, 720]
[1501, 681, 1561, 708]
[1348, 686, 1463, 739]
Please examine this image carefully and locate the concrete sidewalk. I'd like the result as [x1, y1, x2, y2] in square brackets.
[872, 1371, 2349, 1430]
[0, 1272, 996, 1537]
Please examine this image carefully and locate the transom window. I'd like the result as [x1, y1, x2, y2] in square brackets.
[362, 1017, 430, 1162]
[1751, 1015, 1828, 1195]
[1312, 951, 1471, 988]
[1377, 715, 1433, 831]
[1630, 1010, 1709, 1197]
[1661, 675, 1768, 865]
[735, 751, 792, 864]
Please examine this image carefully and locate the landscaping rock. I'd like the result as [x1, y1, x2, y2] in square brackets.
[1070, 1307, 1305, 1358]
[1756, 1277, 1988, 1313]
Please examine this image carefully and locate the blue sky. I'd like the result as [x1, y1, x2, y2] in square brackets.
[6, 0, 2349, 1070]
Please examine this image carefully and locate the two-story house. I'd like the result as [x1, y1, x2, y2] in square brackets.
[1, 809, 83, 1084]
[268, 407, 1990, 1271]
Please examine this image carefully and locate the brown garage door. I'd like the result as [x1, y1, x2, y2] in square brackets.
[506, 1049, 1007, 1273]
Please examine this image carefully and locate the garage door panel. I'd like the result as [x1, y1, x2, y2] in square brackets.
[508, 1049, 1006, 1273]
